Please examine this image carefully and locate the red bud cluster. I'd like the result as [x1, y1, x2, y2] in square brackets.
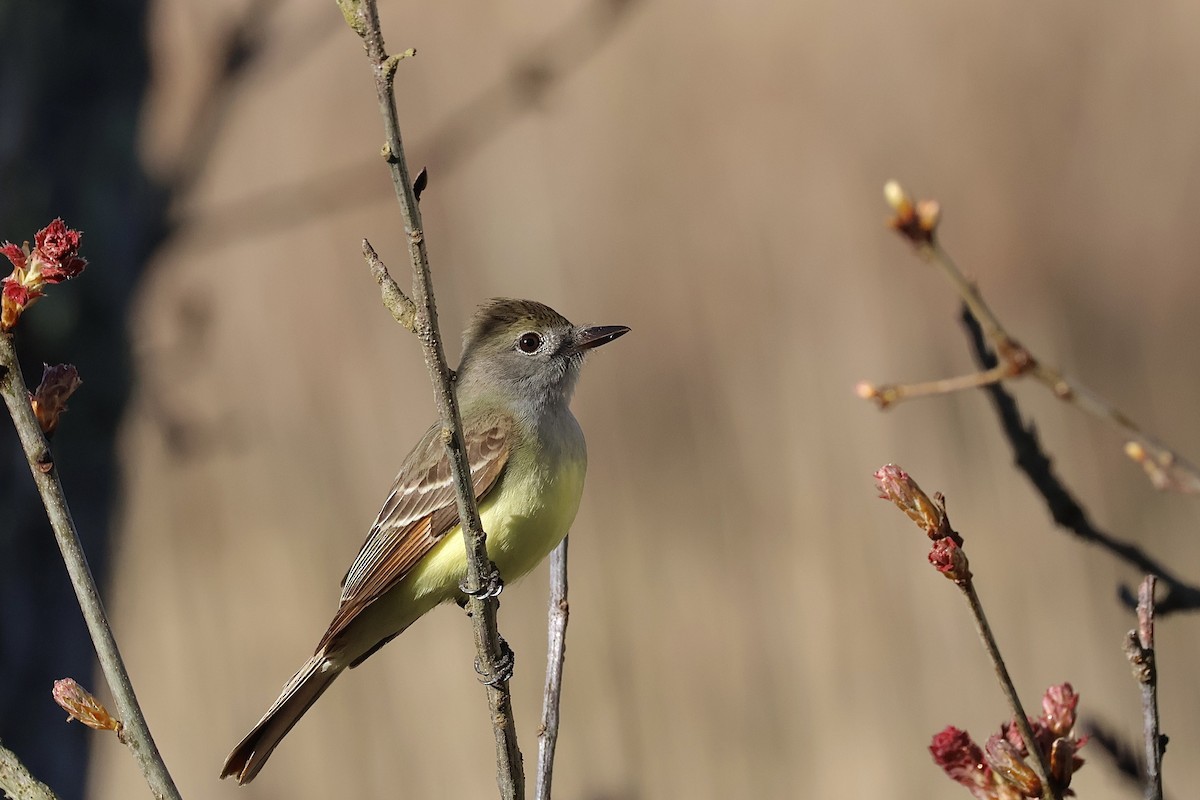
[874, 464, 969, 581]
[1, 219, 88, 331]
[931, 684, 1087, 799]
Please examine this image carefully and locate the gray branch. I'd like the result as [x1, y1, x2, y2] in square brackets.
[535, 538, 569, 800]
[1125, 575, 1164, 800]
[0, 334, 182, 800]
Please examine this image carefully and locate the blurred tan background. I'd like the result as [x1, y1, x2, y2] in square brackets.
[88, 0, 1200, 797]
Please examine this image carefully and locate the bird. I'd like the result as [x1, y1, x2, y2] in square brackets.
[220, 298, 628, 784]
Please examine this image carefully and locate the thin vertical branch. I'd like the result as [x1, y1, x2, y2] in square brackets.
[337, 1, 525, 796]
[535, 538, 569, 800]
[1125, 576, 1164, 800]
[0, 334, 182, 800]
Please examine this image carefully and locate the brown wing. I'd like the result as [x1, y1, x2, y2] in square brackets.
[316, 413, 512, 652]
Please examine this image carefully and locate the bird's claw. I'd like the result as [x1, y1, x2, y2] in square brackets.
[474, 637, 515, 686]
[459, 563, 504, 601]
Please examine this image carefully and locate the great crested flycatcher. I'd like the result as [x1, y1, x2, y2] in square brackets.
[220, 298, 628, 784]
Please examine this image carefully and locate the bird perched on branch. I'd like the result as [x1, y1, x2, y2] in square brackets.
[220, 298, 628, 784]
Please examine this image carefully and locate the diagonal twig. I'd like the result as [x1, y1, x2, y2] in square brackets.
[0, 334, 182, 800]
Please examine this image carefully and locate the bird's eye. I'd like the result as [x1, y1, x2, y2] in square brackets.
[517, 332, 543, 354]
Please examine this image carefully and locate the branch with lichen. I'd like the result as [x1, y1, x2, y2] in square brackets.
[858, 182, 1200, 494]
[875, 465, 1088, 800]
[337, 2, 525, 796]
[0, 221, 183, 800]
[0, 740, 58, 800]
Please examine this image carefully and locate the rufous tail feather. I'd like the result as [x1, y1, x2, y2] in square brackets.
[220, 655, 342, 784]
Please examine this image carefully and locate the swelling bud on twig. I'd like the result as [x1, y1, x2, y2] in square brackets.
[1, 219, 87, 331]
[984, 735, 1042, 798]
[30, 364, 82, 436]
[875, 465, 968, 579]
[929, 537, 971, 582]
[1040, 683, 1079, 739]
[884, 180, 940, 245]
[874, 464, 944, 535]
[1123, 439, 1200, 493]
[874, 464, 962, 546]
[52, 678, 123, 740]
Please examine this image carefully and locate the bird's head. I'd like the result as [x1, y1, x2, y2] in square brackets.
[457, 298, 629, 412]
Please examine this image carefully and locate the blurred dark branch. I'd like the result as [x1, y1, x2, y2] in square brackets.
[1080, 719, 1142, 790]
[0, 741, 57, 800]
[176, 0, 641, 250]
[133, 2, 284, 461]
[0, 334, 182, 800]
[863, 181, 1200, 494]
[338, 1, 524, 796]
[1082, 717, 1176, 800]
[418, 0, 638, 172]
[1123, 576, 1165, 800]
[535, 537, 570, 800]
[161, 0, 279, 204]
[962, 307, 1200, 615]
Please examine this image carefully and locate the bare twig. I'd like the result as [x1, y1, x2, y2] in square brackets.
[868, 181, 1200, 493]
[959, 581, 1056, 800]
[1124, 576, 1165, 800]
[338, 1, 525, 796]
[535, 538, 569, 800]
[962, 307, 1200, 615]
[0, 334, 182, 800]
[0, 741, 58, 800]
[856, 362, 1014, 409]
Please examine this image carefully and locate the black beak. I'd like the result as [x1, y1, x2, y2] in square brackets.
[573, 325, 630, 351]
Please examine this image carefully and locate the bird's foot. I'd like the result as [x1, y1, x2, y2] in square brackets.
[459, 563, 504, 601]
[474, 637, 515, 686]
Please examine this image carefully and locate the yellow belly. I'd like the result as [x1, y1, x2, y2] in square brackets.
[402, 454, 586, 607]
[334, 432, 587, 665]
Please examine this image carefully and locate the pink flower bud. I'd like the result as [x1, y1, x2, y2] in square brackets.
[1041, 683, 1078, 737]
[874, 464, 945, 536]
[52, 678, 122, 736]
